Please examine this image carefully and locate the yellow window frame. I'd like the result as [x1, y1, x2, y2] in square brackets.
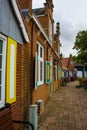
[6, 37, 17, 103]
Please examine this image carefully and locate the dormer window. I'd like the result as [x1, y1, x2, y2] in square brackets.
[49, 19, 52, 45]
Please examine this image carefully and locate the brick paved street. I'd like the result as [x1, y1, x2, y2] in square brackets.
[38, 81, 87, 130]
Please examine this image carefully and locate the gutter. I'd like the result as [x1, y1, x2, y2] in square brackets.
[11, 0, 30, 43]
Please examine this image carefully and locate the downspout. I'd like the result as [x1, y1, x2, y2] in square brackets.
[30, 21, 35, 104]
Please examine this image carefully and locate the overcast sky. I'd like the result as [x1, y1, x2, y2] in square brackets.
[33, 0, 87, 57]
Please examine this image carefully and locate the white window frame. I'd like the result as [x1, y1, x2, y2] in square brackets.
[37, 41, 44, 86]
[0, 34, 7, 108]
[49, 19, 52, 45]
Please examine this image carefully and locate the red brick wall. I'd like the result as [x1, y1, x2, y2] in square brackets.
[31, 23, 59, 104]
[53, 80, 59, 93]
[11, 44, 23, 129]
[32, 84, 50, 104]
[38, 16, 49, 36]
[0, 105, 13, 130]
[21, 42, 31, 121]
[0, 40, 31, 129]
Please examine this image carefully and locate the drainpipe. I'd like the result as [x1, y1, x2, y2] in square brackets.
[30, 21, 35, 104]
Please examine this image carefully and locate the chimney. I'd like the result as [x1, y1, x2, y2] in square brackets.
[44, 0, 54, 13]
[54, 22, 60, 41]
[56, 22, 60, 37]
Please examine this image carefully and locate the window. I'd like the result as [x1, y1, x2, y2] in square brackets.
[0, 34, 7, 108]
[36, 42, 44, 86]
[49, 19, 52, 45]
[0, 34, 17, 108]
[46, 47, 48, 60]
[46, 61, 51, 83]
[54, 66, 57, 80]
[58, 67, 62, 79]
[6, 38, 17, 103]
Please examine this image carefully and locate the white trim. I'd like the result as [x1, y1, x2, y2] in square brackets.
[37, 42, 44, 86]
[11, 0, 30, 43]
[37, 14, 45, 17]
[49, 19, 52, 45]
[0, 34, 7, 108]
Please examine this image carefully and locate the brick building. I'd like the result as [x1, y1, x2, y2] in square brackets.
[18, 0, 62, 103]
[0, 0, 62, 129]
[0, 0, 30, 129]
[62, 54, 77, 82]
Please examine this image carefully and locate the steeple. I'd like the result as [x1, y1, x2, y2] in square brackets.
[44, 0, 54, 13]
[54, 22, 60, 54]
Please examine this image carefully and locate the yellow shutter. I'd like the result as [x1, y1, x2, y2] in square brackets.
[6, 37, 17, 103]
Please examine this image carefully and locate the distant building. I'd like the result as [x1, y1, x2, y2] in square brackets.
[74, 63, 87, 78]
[62, 54, 77, 82]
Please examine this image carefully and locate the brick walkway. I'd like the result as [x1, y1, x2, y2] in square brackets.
[38, 81, 87, 130]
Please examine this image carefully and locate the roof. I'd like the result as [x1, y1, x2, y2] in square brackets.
[74, 63, 87, 67]
[32, 8, 45, 16]
[11, 0, 29, 43]
[62, 65, 68, 71]
[62, 58, 69, 68]
[32, 14, 51, 45]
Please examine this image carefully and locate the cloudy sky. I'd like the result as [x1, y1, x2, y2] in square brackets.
[33, 0, 87, 57]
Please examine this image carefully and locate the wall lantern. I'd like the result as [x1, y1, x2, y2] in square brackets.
[53, 58, 58, 65]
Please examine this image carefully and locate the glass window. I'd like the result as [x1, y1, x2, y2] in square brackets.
[40, 47, 42, 58]
[37, 44, 39, 55]
[0, 71, 1, 85]
[0, 40, 3, 54]
[0, 55, 2, 69]
[40, 61, 42, 81]
[36, 42, 44, 86]
[49, 19, 52, 44]
[0, 34, 7, 108]
[0, 86, 1, 101]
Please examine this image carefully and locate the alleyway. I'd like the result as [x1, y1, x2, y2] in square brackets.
[38, 81, 87, 130]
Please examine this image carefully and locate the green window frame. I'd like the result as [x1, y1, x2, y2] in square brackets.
[58, 67, 62, 79]
[46, 61, 51, 83]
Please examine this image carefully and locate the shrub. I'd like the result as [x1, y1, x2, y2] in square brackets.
[77, 77, 83, 85]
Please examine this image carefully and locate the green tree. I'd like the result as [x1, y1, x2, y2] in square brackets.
[73, 30, 87, 64]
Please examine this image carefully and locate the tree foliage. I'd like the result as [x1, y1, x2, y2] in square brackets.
[73, 30, 87, 52]
[73, 30, 87, 64]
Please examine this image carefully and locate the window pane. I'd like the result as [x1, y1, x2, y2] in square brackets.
[46, 47, 48, 59]
[0, 71, 1, 85]
[37, 44, 39, 55]
[40, 61, 42, 81]
[40, 47, 42, 57]
[0, 86, 1, 101]
[0, 55, 2, 69]
[0, 40, 3, 54]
